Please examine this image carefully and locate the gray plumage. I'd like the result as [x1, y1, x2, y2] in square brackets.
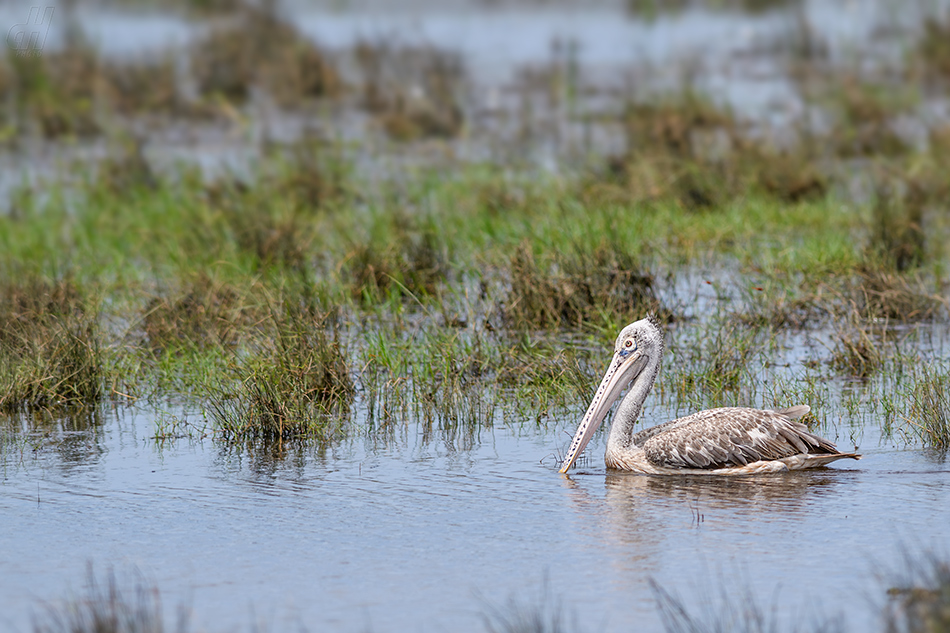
[635, 406, 836, 469]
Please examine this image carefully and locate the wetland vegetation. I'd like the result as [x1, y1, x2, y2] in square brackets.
[3, 111, 949, 451]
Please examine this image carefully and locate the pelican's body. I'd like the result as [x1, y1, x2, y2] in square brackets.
[559, 317, 861, 475]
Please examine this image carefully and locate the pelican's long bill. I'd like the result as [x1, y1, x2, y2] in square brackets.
[558, 349, 649, 473]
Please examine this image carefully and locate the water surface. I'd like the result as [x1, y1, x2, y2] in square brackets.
[2, 405, 947, 632]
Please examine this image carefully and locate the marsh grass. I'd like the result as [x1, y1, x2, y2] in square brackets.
[143, 275, 258, 354]
[6, 38, 101, 138]
[905, 365, 950, 451]
[826, 78, 914, 158]
[830, 311, 883, 378]
[208, 300, 353, 442]
[361, 321, 496, 430]
[666, 318, 763, 409]
[346, 218, 447, 303]
[853, 269, 945, 322]
[615, 90, 832, 208]
[481, 585, 578, 633]
[747, 146, 828, 204]
[0, 275, 103, 412]
[204, 143, 350, 270]
[735, 280, 825, 330]
[919, 15, 950, 80]
[496, 335, 592, 419]
[190, 1, 339, 106]
[101, 55, 180, 117]
[505, 241, 660, 330]
[650, 578, 841, 633]
[204, 174, 320, 271]
[96, 136, 157, 195]
[868, 178, 926, 273]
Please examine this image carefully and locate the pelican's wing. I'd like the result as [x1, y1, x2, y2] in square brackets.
[640, 407, 839, 469]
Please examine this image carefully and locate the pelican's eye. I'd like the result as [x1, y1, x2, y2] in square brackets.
[620, 338, 636, 355]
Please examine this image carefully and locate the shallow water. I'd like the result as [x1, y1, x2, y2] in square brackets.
[2, 403, 948, 632]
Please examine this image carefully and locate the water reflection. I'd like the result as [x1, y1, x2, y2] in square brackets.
[1, 407, 106, 471]
[214, 437, 326, 482]
[559, 468, 859, 581]
[603, 470, 852, 518]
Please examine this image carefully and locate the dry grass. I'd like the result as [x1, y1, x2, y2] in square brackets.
[190, 1, 340, 107]
[919, 15, 950, 80]
[0, 275, 102, 412]
[906, 366, 950, 451]
[615, 91, 829, 208]
[7, 43, 101, 138]
[101, 55, 180, 116]
[853, 269, 945, 323]
[346, 221, 447, 303]
[505, 242, 660, 329]
[830, 311, 882, 378]
[356, 41, 465, 141]
[143, 275, 257, 354]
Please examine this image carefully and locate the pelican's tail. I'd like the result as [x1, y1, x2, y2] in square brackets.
[780, 452, 862, 470]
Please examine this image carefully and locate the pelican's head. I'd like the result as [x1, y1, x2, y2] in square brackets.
[558, 316, 663, 473]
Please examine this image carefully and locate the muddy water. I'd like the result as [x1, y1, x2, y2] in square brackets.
[1, 405, 947, 632]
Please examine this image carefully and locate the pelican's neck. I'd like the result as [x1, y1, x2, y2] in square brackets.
[607, 353, 661, 454]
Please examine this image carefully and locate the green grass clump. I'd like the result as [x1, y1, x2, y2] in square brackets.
[0, 275, 102, 412]
[208, 302, 353, 442]
[868, 178, 927, 273]
[496, 334, 592, 420]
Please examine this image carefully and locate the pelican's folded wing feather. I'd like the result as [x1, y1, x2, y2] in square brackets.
[640, 407, 839, 470]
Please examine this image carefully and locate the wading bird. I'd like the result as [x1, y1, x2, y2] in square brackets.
[559, 316, 861, 474]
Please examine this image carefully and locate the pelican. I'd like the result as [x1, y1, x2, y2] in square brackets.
[559, 316, 861, 474]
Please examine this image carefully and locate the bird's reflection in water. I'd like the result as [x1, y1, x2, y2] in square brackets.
[603, 470, 850, 535]
[559, 469, 855, 582]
